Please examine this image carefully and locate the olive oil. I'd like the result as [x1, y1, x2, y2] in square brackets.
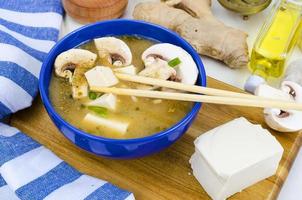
[250, 0, 302, 78]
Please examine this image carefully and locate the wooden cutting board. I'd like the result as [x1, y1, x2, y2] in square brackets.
[10, 77, 301, 200]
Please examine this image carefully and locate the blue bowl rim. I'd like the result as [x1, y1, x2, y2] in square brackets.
[39, 19, 207, 144]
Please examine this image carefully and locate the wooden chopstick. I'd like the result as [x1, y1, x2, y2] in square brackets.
[90, 86, 302, 111]
[115, 73, 259, 99]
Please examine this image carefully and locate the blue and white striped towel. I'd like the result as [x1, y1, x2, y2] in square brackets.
[0, 1, 134, 199]
[0, 0, 63, 117]
[0, 123, 134, 200]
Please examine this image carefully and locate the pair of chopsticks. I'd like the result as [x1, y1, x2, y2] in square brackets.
[90, 73, 302, 111]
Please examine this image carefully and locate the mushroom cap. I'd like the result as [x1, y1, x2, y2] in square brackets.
[141, 43, 199, 85]
[256, 82, 302, 133]
[94, 37, 132, 66]
[54, 49, 97, 79]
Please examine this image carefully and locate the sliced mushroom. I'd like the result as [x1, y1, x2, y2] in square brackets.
[54, 49, 97, 99]
[141, 43, 199, 85]
[55, 49, 97, 81]
[255, 82, 302, 132]
[280, 81, 302, 107]
[94, 37, 132, 66]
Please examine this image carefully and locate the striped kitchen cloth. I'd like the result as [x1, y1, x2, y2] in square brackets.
[0, 123, 134, 200]
[0, 1, 134, 199]
[0, 0, 63, 118]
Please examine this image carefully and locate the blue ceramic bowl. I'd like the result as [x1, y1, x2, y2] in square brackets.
[39, 19, 206, 159]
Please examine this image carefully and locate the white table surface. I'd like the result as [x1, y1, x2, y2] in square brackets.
[61, 0, 302, 199]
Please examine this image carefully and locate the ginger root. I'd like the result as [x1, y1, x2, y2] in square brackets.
[133, 0, 249, 68]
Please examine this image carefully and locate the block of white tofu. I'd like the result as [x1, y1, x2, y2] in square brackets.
[113, 65, 137, 75]
[85, 66, 118, 88]
[86, 93, 117, 111]
[83, 113, 128, 134]
[189, 117, 284, 200]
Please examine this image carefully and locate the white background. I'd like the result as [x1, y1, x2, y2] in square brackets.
[61, 0, 302, 199]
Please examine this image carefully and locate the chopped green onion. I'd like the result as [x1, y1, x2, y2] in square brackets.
[88, 92, 98, 100]
[87, 106, 108, 117]
[168, 57, 181, 67]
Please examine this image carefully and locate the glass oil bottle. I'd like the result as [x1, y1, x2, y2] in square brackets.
[245, 0, 302, 93]
[299, 24, 302, 50]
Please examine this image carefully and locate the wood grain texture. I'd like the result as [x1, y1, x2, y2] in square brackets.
[10, 77, 301, 200]
[62, 0, 128, 23]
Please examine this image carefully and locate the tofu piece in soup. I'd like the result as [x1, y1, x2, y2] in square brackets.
[86, 93, 117, 111]
[113, 65, 137, 75]
[85, 66, 119, 88]
[83, 113, 129, 134]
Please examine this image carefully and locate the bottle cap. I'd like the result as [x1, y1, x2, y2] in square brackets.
[244, 75, 266, 94]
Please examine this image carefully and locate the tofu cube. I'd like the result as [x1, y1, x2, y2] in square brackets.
[86, 93, 117, 111]
[113, 65, 137, 75]
[83, 113, 128, 134]
[190, 117, 283, 200]
[85, 66, 118, 88]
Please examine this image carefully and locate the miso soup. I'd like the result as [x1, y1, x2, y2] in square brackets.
[49, 36, 197, 139]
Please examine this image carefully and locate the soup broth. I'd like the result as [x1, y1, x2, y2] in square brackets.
[50, 36, 194, 139]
